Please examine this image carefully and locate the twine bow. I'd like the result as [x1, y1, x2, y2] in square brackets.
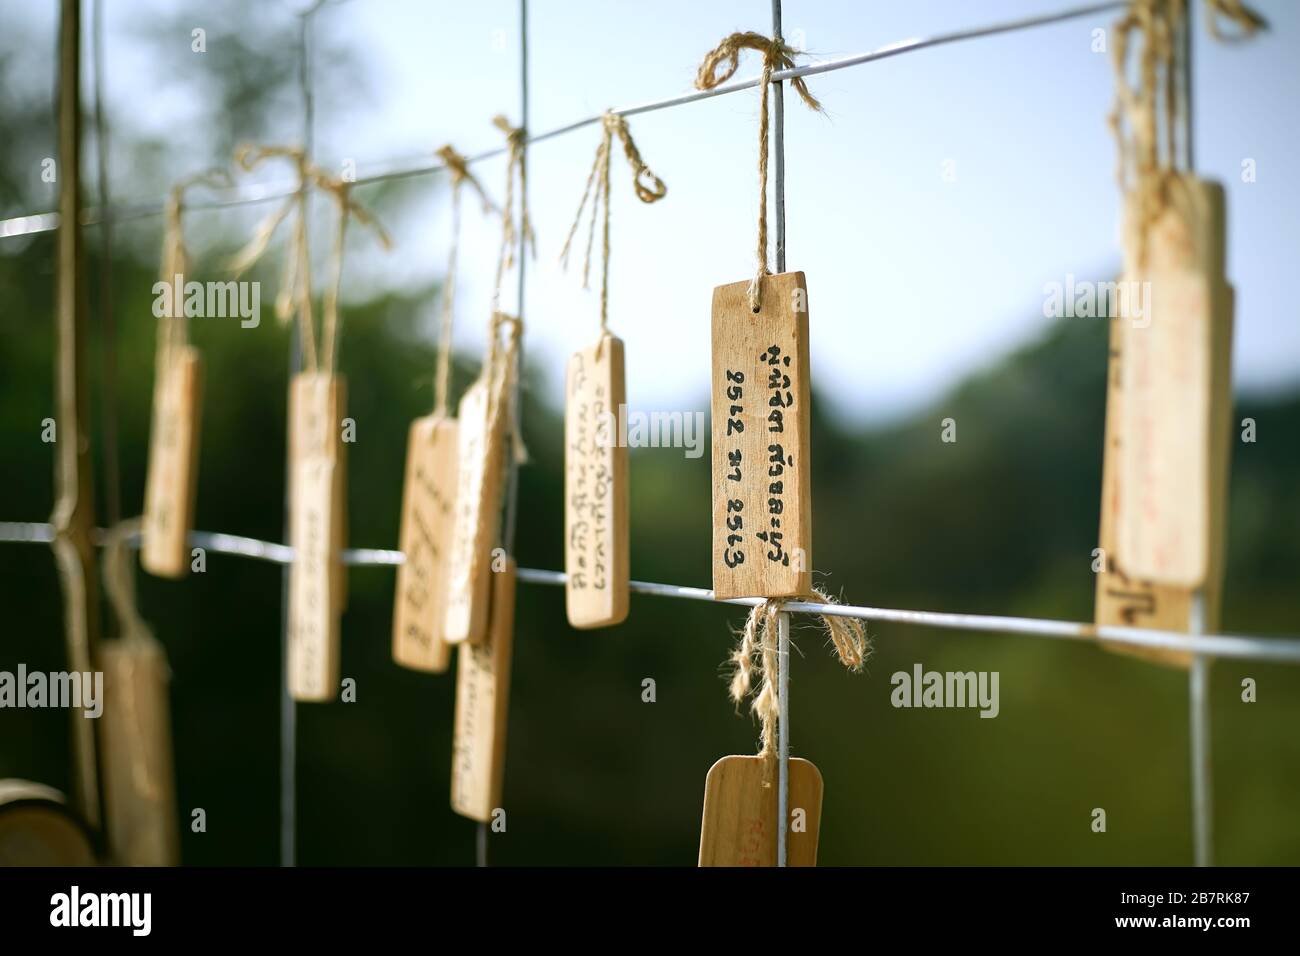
[560, 111, 666, 343]
[432, 144, 498, 418]
[229, 144, 391, 372]
[728, 589, 867, 759]
[695, 32, 822, 311]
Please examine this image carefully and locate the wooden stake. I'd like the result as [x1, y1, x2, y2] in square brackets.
[698, 754, 822, 866]
[711, 272, 812, 600]
[141, 347, 203, 578]
[450, 560, 516, 823]
[392, 414, 459, 671]
[564, 334, 629, 628]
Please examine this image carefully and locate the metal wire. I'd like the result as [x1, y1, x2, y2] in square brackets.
[2, 520, 1298, 664]
[0, 0, 1128, 241]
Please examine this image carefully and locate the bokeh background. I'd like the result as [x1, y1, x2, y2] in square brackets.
[1, 0, 1298, 865]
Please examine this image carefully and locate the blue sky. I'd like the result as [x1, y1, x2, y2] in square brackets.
[9, 0, 1299, 424]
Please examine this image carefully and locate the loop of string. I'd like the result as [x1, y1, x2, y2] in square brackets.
[1109, 0, 1265, 267]
[102, 517, 150, 644]
[157, 169, 231, 367]
[695, 32, 821, 312]
[433, 144, 498, 418]
[486, 313, 528, 466]
[490, 116, 535, 318]
[560, 111, 666, 344]
[727, 588, 868, 760]
[230, 144, 391, 373]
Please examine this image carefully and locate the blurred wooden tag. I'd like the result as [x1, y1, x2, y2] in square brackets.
[141, 346, 203, 578]
[698, 754, 822, 867]
[393, 414, 459, 672]
[1096, 177, 1233, 666]
[451, 559, 516, 822]
[444, 368, 510, 645]
[711, 272, 813, 600]
[290, 372, 348, 612]
[564, 334, 629, 629]
[101, 635, 179, 866]
[289, 455, 340, 701]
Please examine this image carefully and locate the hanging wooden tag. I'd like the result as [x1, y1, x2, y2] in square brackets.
[564, 334, 630, 629]
[711, 272, 813, 600]
[698, 754, 822, 867]
[450, 559, 516, 822]
[141, 346, 204, 578]
[286, 373, 349, 696]
[443, 362, 510, 645]
[392, 414, 459, 672]
[100, 635, 180, 866]
[289, 372, 348, 612]
[1096, 177, 1233, 666]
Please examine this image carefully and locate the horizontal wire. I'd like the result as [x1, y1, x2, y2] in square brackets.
[4, 519, 1299, 663]
[0, 0, 1126, 240]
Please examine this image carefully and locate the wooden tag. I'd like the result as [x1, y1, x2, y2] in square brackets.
[141, 346, 203, 578]
[289, 455, 341, 700]
[0, 781, 96, 866]
[711, 272, 813, 600]
[698, 754, 822, 867]
[1096, 177, 1233, 666]
[564, 334, 629, 629]
[450, 559, 516, 822]
[100, 635, 179, 865]
[289, 373, 348, 612]
[392, 414, 459, 672]
[443, 368, 509, 645]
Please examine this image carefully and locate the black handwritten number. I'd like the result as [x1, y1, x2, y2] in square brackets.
[769, 390, 792, 409]
[767, 368, 790, 389]
[767, 493, 783, 512]
[727, 448, 743, 481]
[724, 547, 745, 568]
[726, 384, 743, 401]
[726, 499, 744, 513]
[726, 417, 744, 436]
[726, 513, 743, 531]
[726, 369, 745, 384]
[767, 408, 784, 433]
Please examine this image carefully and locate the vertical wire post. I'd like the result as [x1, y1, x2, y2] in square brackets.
[91, 0, 120, 529]
[770, 0, 790, 869]
[1181, 1, 1212, 869]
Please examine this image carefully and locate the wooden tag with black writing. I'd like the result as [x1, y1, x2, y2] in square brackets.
[444, 369, 510, 646]
[142, 346, 203, 578]
[450, 559, 516, 822]
[288, 373, 344, 700]
[698, 754, 822, 867]
[711, 272, 812, 600]
[393, 414, 459, 672]
[564, 334, 629, 629]
[1096, 177, 1233, 666]
[290, 373, 348, 612]
[100, 635, 180, 866]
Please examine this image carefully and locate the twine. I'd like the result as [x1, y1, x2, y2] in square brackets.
[490, 116, 536, 314]
[695, 32, 822, 311]
[560, 111, 666, 342]
[727, 588, 868, 759]
[102, 517, 150, 645]
[1108, 0, 1265, 268]
[157, 169, 230, 369]
[433, 144, 497, 418]
[230, 144, 391, 373]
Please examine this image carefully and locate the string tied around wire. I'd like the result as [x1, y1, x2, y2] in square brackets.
[432, 144, 498, 419]
[727, 588, 868, 762]
[489, 115, 536, 317]
[694, 31, 822, 312]
[229, 144, 391, 373]
[560, 111, 666, 352]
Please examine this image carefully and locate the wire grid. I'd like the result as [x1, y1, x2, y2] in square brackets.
[2, 0, 1292, 869]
